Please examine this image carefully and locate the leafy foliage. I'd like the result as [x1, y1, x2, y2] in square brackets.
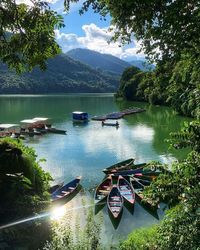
[80, 0, 200, 64]
[0, 138, 52, 222]
[43, 206, 102, 250]
[0, 0, 64, 73]
[119, 225, 158, 250]
[116, 66, 140, 97]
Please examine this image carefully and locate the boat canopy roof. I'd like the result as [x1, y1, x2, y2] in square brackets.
[0, 124, 19, 129]
[20, 119, 37, 124]
[33, 117, 49, 121]
[72, 111, 88, 115]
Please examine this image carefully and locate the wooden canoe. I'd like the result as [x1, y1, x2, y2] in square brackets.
[46, 127, 67, 134]
[94, 175, 112, 204]
[107, 185, 124, 219]
[103, 158, 135, 174]
[102, 122, 119, 127]
[113, 165, 162, 177]
[104, 162, 147, 175]
[49, 182, 64, 194]
[51, 176, 81, 202]
[130, 177, 157, 209]
[118, 175, 135, 205]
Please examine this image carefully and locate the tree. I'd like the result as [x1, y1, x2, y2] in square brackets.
[0, 138, 52, 222]
[116, 65, 140, 97]
[81, 1, 200, 62]
[0, 0, 64, 73]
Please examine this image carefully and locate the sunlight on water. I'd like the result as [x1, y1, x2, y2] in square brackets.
[0, 203, 96, 229]
[51, 206, 67, 221]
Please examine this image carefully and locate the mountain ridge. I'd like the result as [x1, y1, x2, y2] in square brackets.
[67, 48, 131, 75]
[0, 54, 119, 94]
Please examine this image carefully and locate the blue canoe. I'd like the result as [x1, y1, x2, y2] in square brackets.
[51, 176, 81, 202]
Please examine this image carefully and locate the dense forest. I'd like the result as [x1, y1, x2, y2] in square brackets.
[0, 54, 119, 93]
[116, 61, 199, 118]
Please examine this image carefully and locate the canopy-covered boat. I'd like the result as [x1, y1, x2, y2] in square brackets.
[103, 158, 135, 174]
[51, 176, 81, 202]
[0, 124, 20, 138]
[107, 185, 124, 219]
[118, 175, 135, 205]
[94, 175, 112, 204]
[72, 111, 88, 122]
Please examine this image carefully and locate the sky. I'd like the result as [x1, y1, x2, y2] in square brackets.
[17, 0, 146, 61]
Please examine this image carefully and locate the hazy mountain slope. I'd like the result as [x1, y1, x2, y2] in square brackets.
[0, 54, 119, 94]
[67, 48, 131, 75]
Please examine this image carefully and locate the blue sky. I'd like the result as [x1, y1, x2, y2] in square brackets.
[18, 0, 145, 61]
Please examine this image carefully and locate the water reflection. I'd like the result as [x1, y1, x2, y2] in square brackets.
[0, 94, 191, 245]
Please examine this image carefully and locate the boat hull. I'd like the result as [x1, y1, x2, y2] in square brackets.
[107, 186, 123, 219]
[51, 176, 81, 203]
[94, 176, 112, 205]
[103, 158, 135, 174]
[118, 175, 135, 205]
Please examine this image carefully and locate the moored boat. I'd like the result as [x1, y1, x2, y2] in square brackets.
[103, 158, 135, 174]
[105, 162, 147, 175]
[72, 111, 88, 122]
[0, 124, 20, 138]
[112, 165, 161, 177]
[49, 181, 64, 194]
[130, 177, 157, 209]
[94, 175, 112, 204]
[107, 185, 124, 219]
[46, 127, 67, 134]
[51, 176, 81, 202]
[102, 121, 119, 127]
[118, 175, 135, 205]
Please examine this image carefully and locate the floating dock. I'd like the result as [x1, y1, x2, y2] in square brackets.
[91, 107, 145, 121]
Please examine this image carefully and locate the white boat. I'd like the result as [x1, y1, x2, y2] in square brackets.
[0, 124, 20, 138]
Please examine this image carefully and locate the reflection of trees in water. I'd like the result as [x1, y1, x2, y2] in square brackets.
[115, 100, 190, 159]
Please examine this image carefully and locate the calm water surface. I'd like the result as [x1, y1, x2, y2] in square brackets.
[0, 94, 191, 247]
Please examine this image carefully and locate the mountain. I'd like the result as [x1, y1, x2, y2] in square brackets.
[0, 54, 120, 94]
[67, 48, 131, 75]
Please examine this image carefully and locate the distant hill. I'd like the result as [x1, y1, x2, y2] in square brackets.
[129, 60, 155, 71]
[67, 48, 131, 75]
[0, 54, 120, 94]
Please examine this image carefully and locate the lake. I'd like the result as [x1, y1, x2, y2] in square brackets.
[0, 94, 190, 248]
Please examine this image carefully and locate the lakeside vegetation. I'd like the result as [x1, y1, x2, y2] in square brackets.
[0, 0, 200, 249]
[0, 138, 53, 248]
[0, 138, 51, 221]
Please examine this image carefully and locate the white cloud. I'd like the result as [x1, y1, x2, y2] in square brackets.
[55, 23, 145, 61]
[16, 0, 59, 5]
